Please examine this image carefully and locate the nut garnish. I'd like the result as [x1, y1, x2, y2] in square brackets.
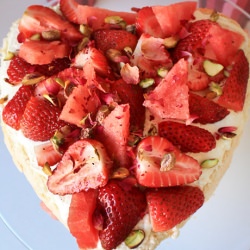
[42, 162, 52, 176]
[22, 73, 45, 85]
[201, 158, 219, 169]
[111, 167, 130, 179]
[125, 229, 145, 249]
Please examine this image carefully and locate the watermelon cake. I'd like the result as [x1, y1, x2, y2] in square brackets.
[0, 0, 249, 249]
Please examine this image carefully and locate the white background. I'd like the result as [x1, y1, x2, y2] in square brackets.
[0, 1, 250, 249]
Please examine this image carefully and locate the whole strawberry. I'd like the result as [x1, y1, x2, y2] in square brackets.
[158, 121, 216, 153]
[2, 85, 33, 130]
[98, 179, 147, 250]
[20, 96, 65, 141]
[146, 186, 204, 232]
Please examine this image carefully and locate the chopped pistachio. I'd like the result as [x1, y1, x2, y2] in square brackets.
[203, 59, 224, 77]
[128, 133, 141, 147]
[77, 37, 90, 51]
[221, 132, 237, 140]
[160, 153, 176, 171]
[0, 95, 8, 104]
[79, 24, 92, 37]
[51, 130, 65, 152]
[163, 36, 179, 48]
[55, 77, 65, 88]
[111, 167, 130, 179]
[42, 30, 61, 41]
[209, 82, 222, 96]
[22, 73, 46, 85]
[139, 78, 155, 88]
[125, 229, 145, 249]
[43, 94, 60, 107]
[42, 162, 52, 176]
[4, 51, 15, 61]
[210, 11, 220, 22]
[157, 67, 168, 78]
[201, 158, 219, 169]
[104, 16, 126, 28]
[30, 33, 41, 41]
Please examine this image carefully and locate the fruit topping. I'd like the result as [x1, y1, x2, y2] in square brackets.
[47, 139, 112, 195]
[97, 179, 147, 250]
[158, 121, 216, 153]
[146, 186, 204, 232]
[135, 136, 202, 187]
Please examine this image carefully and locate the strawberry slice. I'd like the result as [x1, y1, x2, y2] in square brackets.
[34, 142, 62, 167]
[218, 49, 249, 111]
[98, 179, 147, 250]
[18, 5, 83, 43]
[2, 85, 33, 130]
[93, 29, 138, 52]
[135, 136, 202, 187]
[19, 40, 70, 65]
[95, 104, 131, 168]
[68, 189, 99, 249]
[47, 139, 112, 195]
[146, 186, 204, 232]
[189, 92, 230, 124]
[60, 0, 136, 30]
[158, 121, 216, 153]
[143, 58, 189, 120]
[20, 96, 66, 141]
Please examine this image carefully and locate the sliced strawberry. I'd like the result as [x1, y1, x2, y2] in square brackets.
[2, 85, 33, 130]
[95, 104, 131, 168]
[143, 58, 189, 120]
[60, 0, 136, 30]
[218, 50, 249, 111]
[146, 186, 204, 232]
[60, 84, 101, 127]
[187, 66, 209, 91]
[7, 56, 36, 84]
[158, 121, 216, 153]
[98, 179, 147, 250]
[47, 139, 112, 195]
[34, 141, 62, 167]
[110, 78, 145, 131]
[189, 92, 230, 124]
[20, 96, 66, 141]
[19, 40, 70, 65]
[135, 136, 201, 187]
[93, 29, 138, 52]
[68, 189, 99, 249]
[73, 47, 111, 77]
[18, 5, 83, 43]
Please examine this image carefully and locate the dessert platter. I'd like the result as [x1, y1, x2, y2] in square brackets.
[0, 0, 250, 250]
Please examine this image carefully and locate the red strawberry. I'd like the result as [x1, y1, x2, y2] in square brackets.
[7, 56, 36, 84]
[189, 92, 230, 124]
[18, 5, 83, 44]
[20, 96, 65, 141]
[60, 0, 136, 30]
[73, 47, 111, 77]
[34, 142, 62, 167]
[146, 186, 204, 232]
[68, 190, 99, 249]
[143, 58, 189, 120]
[218, 50, 249, 111]
[94, 104, 131, 168]
[158, 121, 216, 153]
[19, 40, 70, 65]
[187, 66, 209, 91]
[135, 136, 201, 187]
[47, 139, 112, 195]
[2, 85, 33, 130]
[98, 179, 147, 250]
[93, 29, 138, 52]
[110, 78, 145, 130]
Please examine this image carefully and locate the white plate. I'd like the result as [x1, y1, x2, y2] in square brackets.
[0, 1, 250, 249]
